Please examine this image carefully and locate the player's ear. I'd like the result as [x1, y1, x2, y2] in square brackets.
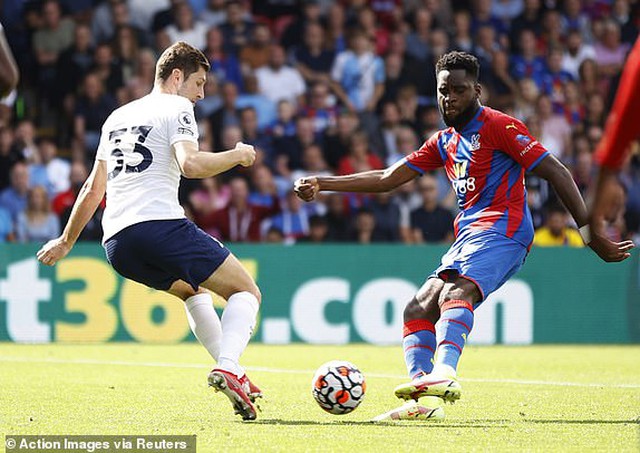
[171, 68, 184, 84]
[474, 82, 482, 99]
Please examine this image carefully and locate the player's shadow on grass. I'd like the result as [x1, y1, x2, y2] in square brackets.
[252, 419, 500, 428]
[526, 419, 638, 425]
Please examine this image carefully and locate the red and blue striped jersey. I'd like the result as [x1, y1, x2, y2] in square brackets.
[402, 106, 549, 247]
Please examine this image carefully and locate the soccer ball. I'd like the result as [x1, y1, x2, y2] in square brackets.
[311, 360, 366, 415]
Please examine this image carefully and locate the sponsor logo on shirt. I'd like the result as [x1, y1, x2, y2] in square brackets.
[451, 160, 476, 194]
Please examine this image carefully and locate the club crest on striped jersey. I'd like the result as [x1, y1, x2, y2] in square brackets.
[470, 134, 481, 151]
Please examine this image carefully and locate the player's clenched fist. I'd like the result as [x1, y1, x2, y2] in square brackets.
[235, 142, 256, 167]
[36, 237, 71, 266]
[294, 177, 319, 202]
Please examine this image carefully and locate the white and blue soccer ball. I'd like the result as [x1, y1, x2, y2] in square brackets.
[312, 360, 366, 415]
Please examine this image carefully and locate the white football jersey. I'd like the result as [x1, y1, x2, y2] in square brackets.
[96, 92, 198, 242]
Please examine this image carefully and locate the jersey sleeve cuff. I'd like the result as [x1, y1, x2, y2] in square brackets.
[526, 151, 550, 171]
[402, 159, 425, 175]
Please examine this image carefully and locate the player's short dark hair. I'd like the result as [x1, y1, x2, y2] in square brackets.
[155, 41, 210, 82]
[436, 51, 480, 81]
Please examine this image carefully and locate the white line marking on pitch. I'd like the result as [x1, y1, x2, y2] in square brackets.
[1, 356, 639, 389]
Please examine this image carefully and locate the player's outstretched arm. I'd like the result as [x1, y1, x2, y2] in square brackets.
[294, 160, 418, 202]
[37, 160, 107, 266]
[173, 140, 255, 178]
[0, 24, 19, 97]
[532, 154, 634, 262]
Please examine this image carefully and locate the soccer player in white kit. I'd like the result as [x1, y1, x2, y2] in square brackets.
[37, 41, 261, 420]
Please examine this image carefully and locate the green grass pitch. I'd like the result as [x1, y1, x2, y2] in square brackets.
[1, 344, 639, 452]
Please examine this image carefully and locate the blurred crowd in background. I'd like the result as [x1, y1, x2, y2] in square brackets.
[0, 0, 639, 246]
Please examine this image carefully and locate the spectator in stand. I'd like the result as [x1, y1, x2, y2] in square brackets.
[29, 138, 70, 196]
[270, 100, 297, 139]
[249, 164, 280, 208]
[405, 7, 433, 62]
[349, 207, 382, 244]
[535, 94, 572, 161]
[292, 22, 336, 86]
[280, 0, 323, 51]
[52, 160, 87, 216]
[264, 189, 317, 243]
[540, 9, 564, 51]
[290, 143, 332, 184]
[572, 148, 595, 197]
[92, 0, 121, 45]
[410, 174, 454, 244]
[195, 72, 222, 120]
[395, 84, 420, 132]
[583, 92, 606, 130]
[371, 101, 402, 161]
[325, 3, 347, 53]
[256, 44, 306, 107]
[491, 0, 524, 22]
[239, 23, 271, 73]
[578, 58, 605, 98]
[219, 0, 254, 56]
[322, 110, 360, 170]
[32, 0, 75, 104]
[0, 162, 30, 223]
[239, 106, 273, 160]
[562, 28, 596, 80]
[331, 28, 385, 114]
[16, 185, 60, 243]
[199, 0, 227, 29]
[207, 81, 241, 150]
[512, 77, 539, 122]
[299, 81, 338, 139]
[471, 0, 508, 37]
[561, 80, 585, 127]
[451, 10, 473, 53]
[386, 125, 418, 167]
[560, 0, 592, 42]
[195, 176, 279, 242]
[0, 128, 22, 190]
[150, 0, 181, 35]
[369, 192, 401, 242]
[511, 28, 545, 84]
[337, 131, 384, 176]
[324, 192, 351, 242]
[510, 0, 544, 48]
[540, 46, 574, 109]
[188, 176, 230, 220]
[56, 23, 94, 112]
[73, 72, 118, 161]
[534, 203, 584, 247]
[357, 6, 390, 56]
[203, 28, 242, 91]
[112, 25, 142, 93]
[89, 43, 124, 98]
[236, 73, 276, 132]
[487, 49, 518, 111]
[594, 19, 630, 80]
[382, 31, 425, 101]
[298, 214, 329, 243]
[12, 120, 38, 163]
[164, 2, 208, 50]
[0, 205, 12, 242]
[274, 116, 318, 176]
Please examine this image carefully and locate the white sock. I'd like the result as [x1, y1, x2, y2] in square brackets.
[184, 293, 222, 362]
[217, 291, 260, 378]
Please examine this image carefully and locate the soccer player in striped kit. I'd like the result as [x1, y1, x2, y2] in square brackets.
[295, 51, 634, 420]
